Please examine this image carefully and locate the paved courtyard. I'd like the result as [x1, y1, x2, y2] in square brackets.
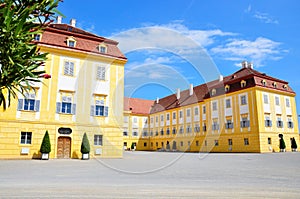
[0, 151, 300, 198]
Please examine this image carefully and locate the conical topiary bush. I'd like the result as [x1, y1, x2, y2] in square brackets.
[279, 137, 286, 152]
[291, 137, 297, 152]
[81, 133, 90, 159]
[40, 130, 51, 160]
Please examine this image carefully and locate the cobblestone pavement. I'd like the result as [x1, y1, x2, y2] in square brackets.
[0, 151, 299, 198]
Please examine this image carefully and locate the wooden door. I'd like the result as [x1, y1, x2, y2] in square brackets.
[57, 137, 71, 159]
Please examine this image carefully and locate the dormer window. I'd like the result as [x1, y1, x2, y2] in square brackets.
[225, 85, 230, 92]
[211, 89, 216, 96]
[33, 34, 41, 41]
[66, 37, 76, 47]
[98, 44, 107, 53]
[261, 80, 266, 86]
[273, 82, 277, 88]
[283, 84, 288, 90]
[241, 80, 246, 88]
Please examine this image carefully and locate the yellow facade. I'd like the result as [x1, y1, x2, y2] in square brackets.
[137, 66, 299, 153]
[0, 22, 126, 159]
[123, 111, 149, 150]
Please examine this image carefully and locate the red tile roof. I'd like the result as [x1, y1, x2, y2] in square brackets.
[124, 97, 154, 115]
[150, 67, 295, 114]
[37, 23, 127, 61]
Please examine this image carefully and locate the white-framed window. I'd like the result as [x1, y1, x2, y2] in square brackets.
[212, 101, 217, 111]
[225, 85, 230, 92]
[166, 113, 170, 121]
[155, 116, 158, 123]
[56, 96, 76, 114]
[203, 105, 206, 114]
[94, 135, 103, 146]
[166, 128, 170, 135]
[277, 117, 283, 128]
[160, 129, 164, 135]
[124, 116, 129, 123]
[133, 131, 138, 136]
[211, 89, 216, 96]
[263, 94, 269, 104]
[98, 45, 107, 53]
[179, 126, 184, 134]
[172, 127, 176, 134]
[225, 99, 231, 108]
[212, 122, 219, 130]
[186, 125, 191, 133]
[66, 37, 76, 47]
[172, 112, 176, 120]
[143, 131, 148, 137]
[64, 61, 74, 76]
[150, 117, 154, 124]
[241, 95, 247, 105]
[285, 98, 290, 108]
[287, 118, 294, 128]
[241, 80, 246, 88]
[240, 117, 250, 128]
[20, 132, 32, 144]
[179, 110, 183, 118]
[275, 96, 280, 106]
[262, 80, 266, 86]
[97, 66, 106, 80]
[160, 115, 164, 122]
[194, 107, 199, 115]
[133, 117, 138, 123]
[194, 124, 200, 133]
[17, 93, 40, 112]
[91, 100, 108, 117]
[225, 120, 233, 129]
[123, 131, 128, 136]
[265, 115, 272, 127]
[186, 109, 191, 117]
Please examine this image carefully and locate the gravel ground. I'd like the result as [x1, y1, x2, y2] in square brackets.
[0, 151, 299, 198]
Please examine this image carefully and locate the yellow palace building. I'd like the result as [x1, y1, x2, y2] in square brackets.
[136, 62, 299, 153]
[123, 97, 154, 150]
[0, 18, 127, 159]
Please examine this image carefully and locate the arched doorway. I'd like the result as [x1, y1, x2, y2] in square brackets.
[57, 137, 71, 159]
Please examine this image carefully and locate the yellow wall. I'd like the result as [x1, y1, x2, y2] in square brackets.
[139, 86, 299, 153]
[0, 44, 126, 159]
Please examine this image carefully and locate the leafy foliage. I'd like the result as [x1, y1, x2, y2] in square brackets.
[40, 130, 51, 153]
[81, 133, 90, 154]
[0, 0, 61, 110]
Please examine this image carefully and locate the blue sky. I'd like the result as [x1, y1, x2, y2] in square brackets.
[58, 0, 300, 117]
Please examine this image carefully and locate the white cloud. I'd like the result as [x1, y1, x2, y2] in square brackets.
[244, 4, 252, 13]
[253, 12, 279, 24]
[211, 37, 286, 67]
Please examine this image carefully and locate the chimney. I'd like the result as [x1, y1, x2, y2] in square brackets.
[57, 16, 62, 24]
[219, 75, 223, 82]
[156, 97, 159, 103]
[248, 62, 253, 69]
[241, 60, 248, 68]
[189, 84, 193, 96]
[70, 19, 76, 27]
[177, 88, 180, 99]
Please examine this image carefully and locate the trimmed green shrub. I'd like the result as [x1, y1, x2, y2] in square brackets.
[279, 137, 286, 150]
[81, 133, 90, 154]
[291, 137, 297, 149]
[40, 130, 51, 153]
[131, 143, 135, 150]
